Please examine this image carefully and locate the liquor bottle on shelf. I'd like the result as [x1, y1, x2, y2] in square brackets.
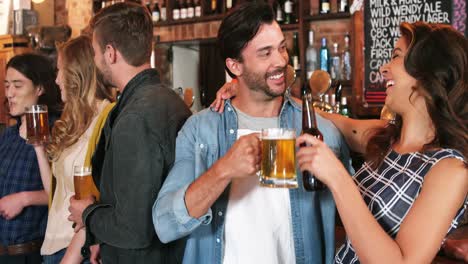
[292, 32, 300, 72]
[226, 0, 235, 11]
[338, 0, 349, 13]
[180, 0, 188, 19]
[172, 0, 180, 20]
[301, 86, 326, 191]
[211, 0, 218, 14]
[319, 0, 330, 14]
[341, 34, 352, 81]
[194, 0, 202, 17]
[283, 0, 293, 24]
[330, 94, 336, 108]
[160, 0, 167, 21]
[330, 42, 341, 80]
[187, 0, 195, 18]
[152, 1, 161, 23]
[145, 0, 152, 14]
[334, 82, 342, 113]
[274, 0, 284, 24]
[306, 30, 318, 80]
[319, 37, 329, 72]
[340, 97, 350, 117]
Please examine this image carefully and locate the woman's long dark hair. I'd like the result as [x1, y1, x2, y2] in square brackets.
[6, 53, 62, 117]
[365, 22, 468, 168]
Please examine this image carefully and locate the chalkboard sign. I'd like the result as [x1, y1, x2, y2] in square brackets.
[364, 0, 452, 104]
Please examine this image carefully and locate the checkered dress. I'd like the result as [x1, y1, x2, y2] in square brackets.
[335, 148, 467, 264]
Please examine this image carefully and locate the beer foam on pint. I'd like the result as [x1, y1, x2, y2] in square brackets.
[75, 171, 90, 176]
[26, 110, 47, 113]
[261, 129, 295, 139]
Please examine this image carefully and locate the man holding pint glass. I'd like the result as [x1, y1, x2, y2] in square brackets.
[153, 2, 353, 263]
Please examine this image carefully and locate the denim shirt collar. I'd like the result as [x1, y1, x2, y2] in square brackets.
[221, 93, 301, 124]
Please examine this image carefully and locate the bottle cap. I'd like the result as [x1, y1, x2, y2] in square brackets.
[321, 37, 327, 46]
[309, 30, 314, 44]
[333, 42, 339, 52]
[341, 96, 347, 105]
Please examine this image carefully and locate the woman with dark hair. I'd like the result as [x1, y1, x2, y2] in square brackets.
[0, 53, 62, 263]
[296, 21, 467, 263]
[33, 35, 114, 264]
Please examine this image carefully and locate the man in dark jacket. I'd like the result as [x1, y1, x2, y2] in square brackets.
[68, 2, 191, 263]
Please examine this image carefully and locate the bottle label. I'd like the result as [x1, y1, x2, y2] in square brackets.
[195, 6, 201, 17]
[152, 12, 160, 22]
[161, 7, 167, 20]
[339, 0, 348, 12]
[211, 0, 216, 12]
[293, 56, 300, 70]
[276, 8, 283, 21]
[188, 7, 194, 18]
[341, 52, 351, 80]
[173, 9, 180, 20]
[284, 1, 293, 14]
[181, 8, 187, 19]
[321, 3, 330, 12]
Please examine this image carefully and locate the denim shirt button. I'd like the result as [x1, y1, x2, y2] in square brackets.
[218, 211, 223, 216]
[200, 144, 204, 149]
[216, 238, 221, 243]
[229, 129, 234, 134]
[227, 107, 232, 111]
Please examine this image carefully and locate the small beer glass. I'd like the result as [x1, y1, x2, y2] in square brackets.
[260, 128, 298, 188]
[73, 166, 99, 200]
[25, 104, 49, 144]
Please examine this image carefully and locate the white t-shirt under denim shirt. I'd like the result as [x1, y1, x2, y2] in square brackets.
[223, 107, 296, 264]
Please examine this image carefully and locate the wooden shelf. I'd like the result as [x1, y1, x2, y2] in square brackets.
[157, 37, 217, 45]
[280, 23, 299, 31]
[336, 80, 352, 87]
[305, 12, 351, 22]
[154, 14, 224, 27]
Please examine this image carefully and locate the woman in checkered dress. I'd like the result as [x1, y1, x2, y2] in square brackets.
[297, 21, 467, 264]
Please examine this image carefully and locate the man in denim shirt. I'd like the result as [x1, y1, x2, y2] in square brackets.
[153, 2, 353, 264]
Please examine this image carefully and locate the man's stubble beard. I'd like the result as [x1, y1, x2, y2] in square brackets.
[242, 66, 286, 99]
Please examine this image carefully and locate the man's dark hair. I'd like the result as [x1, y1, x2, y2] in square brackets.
[90, 2, 153, 66]
[217, 1, 274, 78]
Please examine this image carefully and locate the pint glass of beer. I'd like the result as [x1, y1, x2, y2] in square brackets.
[25, 104, 49, 145]
[260, 128, 298, 188]
[73, 166, 99, 200]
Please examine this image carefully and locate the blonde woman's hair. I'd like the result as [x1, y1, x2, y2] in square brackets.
[47, 35, 113, 161]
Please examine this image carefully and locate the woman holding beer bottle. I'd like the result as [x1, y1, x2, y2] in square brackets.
[33, 36, 114, 264]
[296, 22, 468, 263]
[0, 53, 62, 264]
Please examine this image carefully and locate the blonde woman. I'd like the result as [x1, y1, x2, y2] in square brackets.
[33, 36, 114, 264]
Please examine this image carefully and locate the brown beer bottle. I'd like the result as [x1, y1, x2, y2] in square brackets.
[301, 85, 326, 191]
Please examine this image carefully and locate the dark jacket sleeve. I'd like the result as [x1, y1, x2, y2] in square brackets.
[83, 113, 166, 248]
